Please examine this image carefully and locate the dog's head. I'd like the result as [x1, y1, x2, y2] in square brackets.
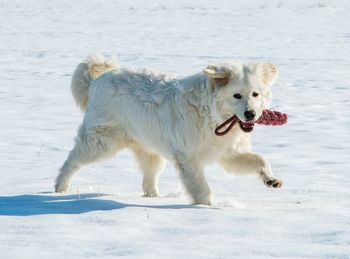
[204, 62, 278, 132]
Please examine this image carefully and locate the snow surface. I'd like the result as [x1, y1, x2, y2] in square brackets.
[0, 0, 350, 258]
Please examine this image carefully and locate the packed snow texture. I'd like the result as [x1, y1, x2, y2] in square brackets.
[0, 0, 349, 258]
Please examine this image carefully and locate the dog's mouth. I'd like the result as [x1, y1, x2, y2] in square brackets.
[215, 115, 256, 136]
[238, 120, 255, 133]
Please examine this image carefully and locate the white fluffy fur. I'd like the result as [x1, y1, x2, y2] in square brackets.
[55, 53, 283, 205]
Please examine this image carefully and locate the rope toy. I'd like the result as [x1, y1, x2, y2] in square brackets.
[215, 110, 288, 136]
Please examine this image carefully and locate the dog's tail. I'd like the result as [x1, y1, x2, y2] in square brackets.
[71, 53, 118, 111]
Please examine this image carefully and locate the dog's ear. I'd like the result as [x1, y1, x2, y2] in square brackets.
[203, 65, 232, 86]
[105, 55, 119, 70]
[260, 63, 279, 86]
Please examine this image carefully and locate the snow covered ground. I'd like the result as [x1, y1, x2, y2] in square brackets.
[0, 0, 349, 258]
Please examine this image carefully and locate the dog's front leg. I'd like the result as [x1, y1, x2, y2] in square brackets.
[175, 155, 212, 205]
[220, 152, 283, 188]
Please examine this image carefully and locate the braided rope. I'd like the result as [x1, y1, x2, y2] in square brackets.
[256, 110, 288, 126]
[215, 109, 288, 136]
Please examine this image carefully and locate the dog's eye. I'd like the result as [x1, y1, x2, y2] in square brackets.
[233, 94, 242, 99]
[252, 92, 259, 97]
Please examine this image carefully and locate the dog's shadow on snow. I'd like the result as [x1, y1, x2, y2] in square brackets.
[0, 193, 211, 216]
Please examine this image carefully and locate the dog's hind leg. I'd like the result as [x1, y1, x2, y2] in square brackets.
[55, 125, 126, 193]
[175, 154, 212, 205]
[219, 152, 283, 188]
[131, 146, 166, 197]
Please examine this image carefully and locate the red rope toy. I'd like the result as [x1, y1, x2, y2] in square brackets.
[215, 110, 288, 136]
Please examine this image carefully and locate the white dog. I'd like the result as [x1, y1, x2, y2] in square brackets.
[55, 53, 283, 205]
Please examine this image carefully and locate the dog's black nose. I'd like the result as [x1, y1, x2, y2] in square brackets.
[244, 110, 256, 121]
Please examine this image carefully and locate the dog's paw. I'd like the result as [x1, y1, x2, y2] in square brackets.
[55, 182, 69, 193]
[193, 200, 212, 206]
[192, 194, 213, 206]
[142, 192, 159, 198]
[264, 179, 283, 188]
